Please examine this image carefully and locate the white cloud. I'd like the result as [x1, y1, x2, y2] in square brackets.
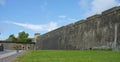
[58, 15, 67, 19]
[5, 21, 58, 31]
[58, 15, 77, 21]
[79, 0, 120, 17]
[67, 18, 77, 21]
[0, 0, 5, 5]
[58, 15, 78, 24]
[79, 0, 89, 9]
[47, 22, 58, 31]
[89, 0, 119, 15]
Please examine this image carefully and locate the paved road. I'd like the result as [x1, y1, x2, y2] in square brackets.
[0, 50, 24, 62]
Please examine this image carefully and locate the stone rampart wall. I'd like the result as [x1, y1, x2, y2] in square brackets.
[36, 6, 120, 50]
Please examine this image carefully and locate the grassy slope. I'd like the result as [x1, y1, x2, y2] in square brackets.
[13, 50, 120, 62]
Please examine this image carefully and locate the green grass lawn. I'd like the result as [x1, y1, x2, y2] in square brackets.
[13, 50, 120, 62]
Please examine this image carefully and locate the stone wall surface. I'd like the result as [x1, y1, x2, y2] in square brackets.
[36, 6, 120, 50]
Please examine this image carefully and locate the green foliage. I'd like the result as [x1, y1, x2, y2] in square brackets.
[24, 38, 32, 42]
[6, 31, 32, 42]
[13, 50, 120, 62]
[18, 31, 29, 39]
[17, 31, 32, 42]
[17, 31, 29, 42]
[6, 34, 17, 41]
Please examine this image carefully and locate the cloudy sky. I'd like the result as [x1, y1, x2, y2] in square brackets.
[0, 0, 120, 40]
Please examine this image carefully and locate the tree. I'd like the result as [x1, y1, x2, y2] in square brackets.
[6, 34, 17, 41]
[24, 38, 32, 42]
[17, 31, 31, 42]
[6, 31, 32, 42]
[6, 31, 32, 50]
[18, 31, 28, 38]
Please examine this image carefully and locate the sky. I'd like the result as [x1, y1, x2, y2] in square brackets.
[0, 0, 120, 40]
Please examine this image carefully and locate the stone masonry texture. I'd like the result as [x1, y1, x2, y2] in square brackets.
[36, 6, 120, 50]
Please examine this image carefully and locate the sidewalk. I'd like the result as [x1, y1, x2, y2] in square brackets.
[0, 51, 16, 59]
[0, 50, 24, 62]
